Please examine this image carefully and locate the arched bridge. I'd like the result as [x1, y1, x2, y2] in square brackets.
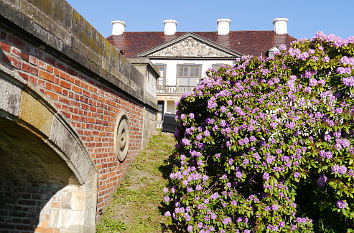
[0, 0, 158, 232]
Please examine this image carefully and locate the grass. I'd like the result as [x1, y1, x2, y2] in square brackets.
[96, 132, 176, 233]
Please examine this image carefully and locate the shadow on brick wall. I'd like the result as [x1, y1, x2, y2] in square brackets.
[0, 182, 63, 232]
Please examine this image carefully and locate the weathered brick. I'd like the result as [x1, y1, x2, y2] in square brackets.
[29, 55, 37, 65]
[59, 97, 70, 105]
[46, 64, 53, 73]
[11, 211, 27, 217]
[39, 70, 54, 82]
[21, 51, 29, 61]
[54, 67, 60, 76]
[18, 71, 29, 81]
[29, 75, 38, 85]
[8, 34, 25, 49]
[52, 84, 62, 94]
[22, 63, 38, 75]
[72, 85, 82, 94]
[54, 76, 59, 85]
[18, 200, 35, 205]
[44, 90, 58, 100]
[60, 80, 71, 89]
[38, 60, 46, 69]
[55, 62, 67, 72]
[45, 82, 52, 90]
[1, 41, 11, 53]
[62, 112, 70, 119]
[11, 47, 21, 57]
[45, 57, 55, 66]
[2, 54, 21, 69]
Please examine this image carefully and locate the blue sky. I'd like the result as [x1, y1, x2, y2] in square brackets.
[67, 0, 354, 40]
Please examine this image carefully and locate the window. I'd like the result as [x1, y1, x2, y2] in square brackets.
[268, 46, 279, 58]
[177, 64, 201, 87]
[155, 64, 166, 89]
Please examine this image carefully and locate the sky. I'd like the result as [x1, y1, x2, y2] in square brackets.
[66, 0, 354, 40]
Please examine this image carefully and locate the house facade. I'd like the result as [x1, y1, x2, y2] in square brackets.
[107, 18, 296, 126]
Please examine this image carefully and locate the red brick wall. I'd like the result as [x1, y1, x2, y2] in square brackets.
[0, 29, 144, 216]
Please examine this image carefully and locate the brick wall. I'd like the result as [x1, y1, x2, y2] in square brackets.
[0, 28, 144, 217]
[0, 182, 64, 232]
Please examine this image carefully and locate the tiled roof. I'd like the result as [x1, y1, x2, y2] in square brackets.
[107, 31, 296, 58]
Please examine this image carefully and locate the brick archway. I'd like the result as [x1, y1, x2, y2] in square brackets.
[0, 64, 97, 232]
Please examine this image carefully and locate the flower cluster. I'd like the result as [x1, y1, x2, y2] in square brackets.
[163, 33, 353, 232]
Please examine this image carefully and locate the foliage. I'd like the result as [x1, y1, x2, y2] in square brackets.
[163, 32, 354, 232]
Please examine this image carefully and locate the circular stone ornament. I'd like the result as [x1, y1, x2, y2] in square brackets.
[114, 112, 130, 162]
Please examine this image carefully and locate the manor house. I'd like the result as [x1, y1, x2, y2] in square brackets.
[107, 18, 296, 126]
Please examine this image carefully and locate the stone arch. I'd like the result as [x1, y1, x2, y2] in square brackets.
[0, 64, 97, 232]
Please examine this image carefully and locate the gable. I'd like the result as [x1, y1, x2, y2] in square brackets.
[136, 33, 243, 58]
[148, 37, 234, 57]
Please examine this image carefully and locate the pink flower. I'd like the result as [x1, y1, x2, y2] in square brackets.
[203, 130, 210, 137]
[263, 172, 270, 180]
[324, 134, 331, 141]
[317, 175, 327, 187]
[164, 211, 171, 217]
[163, 196, 170, 203]
[336, 200, 347, 209]
[342, 76, 354, 86]
[272, 204, 279, 211]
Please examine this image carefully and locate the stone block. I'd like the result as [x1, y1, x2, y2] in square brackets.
[19, 91, 54, 137]
[20, 0, 71, 44]
[27, 0, 73, 30]
[60, 209, 84, 228]
[0, 76, 21, 116]
[49, 116, 76, 159]
[2, 0, 20, 9]
[118, 54, 131, 80]
[61, 186, 86, 211]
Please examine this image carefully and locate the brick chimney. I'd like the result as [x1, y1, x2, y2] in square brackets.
[273, 18, 288, 35]
[112, 20, 126, 35]
[164, 20, 177, 35]
[217, 19, 231, 35]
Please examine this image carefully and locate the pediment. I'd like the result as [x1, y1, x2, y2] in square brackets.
[138, 33, 242, 58]
[150, 37, 233, 57]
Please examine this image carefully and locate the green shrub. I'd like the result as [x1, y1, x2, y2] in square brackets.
[163, 32, 354, 232]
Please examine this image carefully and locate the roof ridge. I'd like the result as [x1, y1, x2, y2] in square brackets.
[110, 30, 275, 34]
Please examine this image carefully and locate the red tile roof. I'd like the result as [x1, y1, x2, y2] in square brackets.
[107, 31, 296, 58]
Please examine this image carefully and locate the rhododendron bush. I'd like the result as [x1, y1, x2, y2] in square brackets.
[163, 32, 354, 233]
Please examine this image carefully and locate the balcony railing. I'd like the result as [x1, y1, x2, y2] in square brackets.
[157, 85, 195, 94]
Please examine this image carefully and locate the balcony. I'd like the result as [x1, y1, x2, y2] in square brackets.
[157, 85, 195, 94]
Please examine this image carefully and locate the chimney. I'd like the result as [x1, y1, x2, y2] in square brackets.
[164, 20, 177, 35]
[273, 18, 288, 35]
[112, 20, 126, 35]
[217, 19, 231, 35]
